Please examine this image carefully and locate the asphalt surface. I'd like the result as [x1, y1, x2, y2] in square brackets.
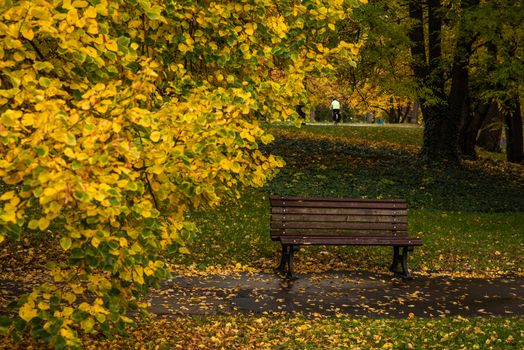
[148, 271, 524, 319]
[2, 271, 522, 319]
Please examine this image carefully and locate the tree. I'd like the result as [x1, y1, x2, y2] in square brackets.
[407, 0, 523, 162]
[0, 0, 361, 347]
[337, 0, 419, 123]
[347, 0, 523, 162]
[462, 0, 524, 162]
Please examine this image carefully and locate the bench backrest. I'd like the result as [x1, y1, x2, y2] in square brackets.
[270, 196, 408, 241]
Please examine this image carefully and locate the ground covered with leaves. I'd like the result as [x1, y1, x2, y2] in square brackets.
[2, 125, 524, 349]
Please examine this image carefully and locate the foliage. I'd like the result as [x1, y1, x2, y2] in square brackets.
[81, 315, 524, 349]
[4, 313, 523, 349]
[329, 0, 524, 160]
[340, 0, 418, 119]
[0, 0, 363, 347]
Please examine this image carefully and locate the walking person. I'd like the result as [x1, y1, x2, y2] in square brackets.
[331, 97, 341, 124]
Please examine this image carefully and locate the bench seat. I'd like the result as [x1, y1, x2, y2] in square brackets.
[280, 236, 423, 246]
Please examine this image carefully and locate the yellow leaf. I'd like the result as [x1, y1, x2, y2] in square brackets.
[60, 327, 75, 339]
[38, 301, 50, 310]
[13, 51, 25, 62]
[95, 313, 106, 323]
[60, 237, 72, 250]
[19, 302, 38, 322]
[91, 236, 101, 248]
[71, 284, 84, 294]
[245, 23, 256, 36]
[62, 307, 74, 317]
[112, 121, 121, 133]
[178, 42, 189, 53]
[260, 134, 274, 144]
[220, 158, 232, 170]
[63, 292, 76, 304]
[80, 317, 95, 332]
[120, 315, 133, 323]
[84, 6, 97, 18]
[28, 219, 39, 230]
[66, 8, 79, 25]
[179, 246, 190, 254]
[105, 39, 118, 52]
[21, 27, 34, 40]
[38, 217, 50, 231]
[72, 0, 89, 8]
[0, 191, 15, 201]
[133, 265, 144, 284]
[150, 131, 161, 142]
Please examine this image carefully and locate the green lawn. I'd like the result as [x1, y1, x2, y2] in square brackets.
[177, 124, 524, 277]
[3, 124, 524, 349]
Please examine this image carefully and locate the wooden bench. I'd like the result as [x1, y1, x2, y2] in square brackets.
[269, 196, 423, 278]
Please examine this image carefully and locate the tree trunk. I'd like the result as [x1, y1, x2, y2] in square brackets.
[412, 0, 451, 161]
[400, 102, 412, 123]
[505, 97, 523, 163]
[460, 99, 497, 157]
[477, 103, 503, 152]
[445, 0, 479, 160]
[408, 101, 420, 123]
[409, 0, 480, 162]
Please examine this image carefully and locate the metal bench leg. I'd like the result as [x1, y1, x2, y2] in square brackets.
[276, 245, 289, 272]
[401, 246, 413, 279]
[286, 245, 298, 278]
[390, 246, 413, 279]
[390, 246, 402, 274]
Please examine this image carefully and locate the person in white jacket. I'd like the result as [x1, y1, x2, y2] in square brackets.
[331, 97, 341, 124]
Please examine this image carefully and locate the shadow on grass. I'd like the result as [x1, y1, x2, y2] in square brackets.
[262, 135, 524, 212]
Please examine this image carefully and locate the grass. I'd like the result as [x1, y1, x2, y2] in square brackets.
[176, 124, 524, 277]
[3, 124, 524, 349]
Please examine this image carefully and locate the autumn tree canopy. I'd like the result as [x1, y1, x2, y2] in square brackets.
[333, 0, 523, 162]
[0, 0, 363, 347]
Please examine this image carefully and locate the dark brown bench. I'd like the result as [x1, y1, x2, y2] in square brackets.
[269, 196, 423, 278]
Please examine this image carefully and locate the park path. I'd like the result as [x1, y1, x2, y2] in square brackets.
[148, 271, 524, 319]
[2, 271, 523, 319]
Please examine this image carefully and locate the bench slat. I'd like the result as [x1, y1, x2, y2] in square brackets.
[270, 195, 405, 203]
[271, 214, 407, 223]
[270, 230, 409, 241]
[270, 222, 407, 230]
[271, 207, 407, 216]
[270, 199, 407, 209]
[280, 236, 423, 246]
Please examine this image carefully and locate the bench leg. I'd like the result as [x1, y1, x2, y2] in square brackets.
[276, 245, 298, 278]
[276, 245, 289, 272]
[390, 246, 413, 279]
[390, 246, 401, 273]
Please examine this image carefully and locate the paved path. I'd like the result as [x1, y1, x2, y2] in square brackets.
[2, 271, 523, 319]
[303, 122, 421, 128]
[148, 271, 524, 318]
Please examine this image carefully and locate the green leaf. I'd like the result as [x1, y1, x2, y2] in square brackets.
[35, 146, 48, 157]
[70, 248, 84, 259]
[117, 36, 130, 47]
